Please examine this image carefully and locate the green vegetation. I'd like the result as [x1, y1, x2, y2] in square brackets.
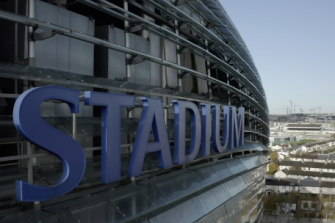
[264, 191, 299, 215]
[319, 196, 335, 221]
[266, 171, 275, 176]
[264, 192, 279, 214]
[282, 139, 317, 147]
[265, 192, 335, 220]
[290, 153, 318, 159]
[321, 147, 335, 154]
[290, 162, 302, 170]
[268, 162, 278, 173]
[308, 146, 335, 155]
[295, 194, 335, 220]
[269, 151, 278, 160]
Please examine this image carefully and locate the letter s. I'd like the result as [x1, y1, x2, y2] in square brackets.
[13, 86, 86, 201]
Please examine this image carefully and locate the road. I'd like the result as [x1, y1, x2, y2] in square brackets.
[261, 215, 335, 223]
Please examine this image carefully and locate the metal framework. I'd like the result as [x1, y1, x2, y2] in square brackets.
[0, 3, 269, 141]
[0, 0, 269, 222]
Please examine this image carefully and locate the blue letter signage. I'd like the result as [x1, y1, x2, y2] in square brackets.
[128, 98, 172, 177]
[12, 86, 245, 201]
[172, 100, 201, 165]
[13, 87, 86, 201]
[201, 103, 211, 157]
[84, 91, 134, 183]
[229, 107, 245, 149]
[211, 104, 230, 153]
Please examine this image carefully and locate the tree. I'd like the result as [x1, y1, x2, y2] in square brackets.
[268, 162, 278, 173]
[331, 133, 335, 138]
[264, 192, 279, 214]
[289, 190, 299, 203]
[320, 196, 335, 221]
[290, 163, 302, 170]
[269, 151, 278, 160]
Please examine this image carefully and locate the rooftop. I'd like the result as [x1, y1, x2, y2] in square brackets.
[279, 160, 335, 169]
[291, 154, 335, 160]
[281, 169, 335, 178]
[266, 178, 299, 186]
[266, 178, 335, 188]
[286, 124, 322, 128]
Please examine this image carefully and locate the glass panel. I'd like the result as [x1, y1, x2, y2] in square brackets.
[195, 165, 221, 187]
[105, 185, 164, 220]
[48, 196, 125, 223]
[174, 170, 207, 194]
[240, 156, 258, 170]
[240, 171, 252, 187]
[141, 175, 186, 205]
[197, 184, 230, 213]
[149, 197, 206, 223]
[210, 162, 233, 180]
[0, 210, 53, 223]
[206, 203, 227, 223]
[0, 166, 27, 207]
[224, 192, 242, 218]
[225, 159, 247, 174]
[224, 177, 246, 197]
[44, 185, 165, 222]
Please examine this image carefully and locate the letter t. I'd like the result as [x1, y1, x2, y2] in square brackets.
[85, 91, 134, 183]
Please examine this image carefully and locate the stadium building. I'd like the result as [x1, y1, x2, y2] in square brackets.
[0, 0, 269, 222]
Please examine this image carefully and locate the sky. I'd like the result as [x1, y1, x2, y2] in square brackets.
[220, 0, 335, 114]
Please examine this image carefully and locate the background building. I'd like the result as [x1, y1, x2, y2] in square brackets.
[285, 124, 322, 133]
[0, 0, 269, 222]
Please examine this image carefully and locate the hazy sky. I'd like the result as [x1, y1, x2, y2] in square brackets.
[220, 0, 335, 114]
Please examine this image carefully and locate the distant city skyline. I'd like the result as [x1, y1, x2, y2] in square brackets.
[221, 0, 335, 115]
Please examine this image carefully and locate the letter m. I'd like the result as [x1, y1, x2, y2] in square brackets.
[229, 107, 245, 149]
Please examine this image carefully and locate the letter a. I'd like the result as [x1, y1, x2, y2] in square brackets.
[128, 98, 172, 177]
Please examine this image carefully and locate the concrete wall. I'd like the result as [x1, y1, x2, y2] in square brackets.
[298, 186, 319, 194]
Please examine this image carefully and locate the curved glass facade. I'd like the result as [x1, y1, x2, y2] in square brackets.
[0, 0, 269, 222]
